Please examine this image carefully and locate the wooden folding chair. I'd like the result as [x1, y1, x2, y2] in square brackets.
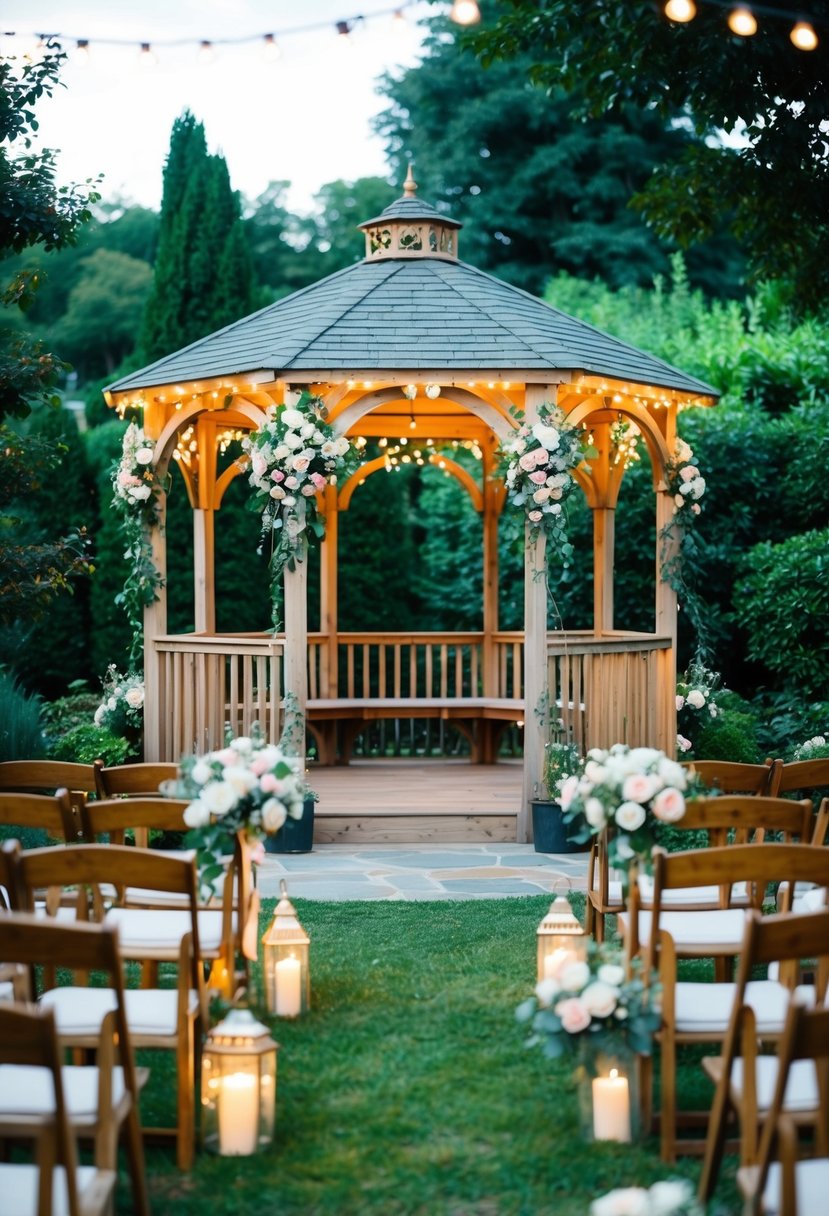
[8, 842, 207, 1170]
[737, 1001, 829, 1216]
[94, 761, 179, 801]
[636, 842, 829, 1162]
[699, 906, 829, 1203]
[80, 797, 259, 996]
[0, 760, 101, 820]
[776, 757, 829, 802]
[585, 788, 808, 943]
[0, 912, 148, 1215]
[683, 758, 782, 797]
[0, 789, 80, 846]
[0, 1002, 116, 1216]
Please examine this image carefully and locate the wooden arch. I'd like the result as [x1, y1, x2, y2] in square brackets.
[332, 385, 513, 442]
[338, 452, 485, 512]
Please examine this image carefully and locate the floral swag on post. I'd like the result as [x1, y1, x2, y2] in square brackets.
[111, 422, 166, 667]
[660, 437, 708, 646]
[94, 665, 145, 756]
[500, 401, 591, 567]
[243, 390, 358, 630]
[560, 744, 691, 878]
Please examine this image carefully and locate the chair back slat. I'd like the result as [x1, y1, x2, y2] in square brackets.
[684, 758, 781, 796]
[0, 789, 79, 842]
[94, 762, 179, 800]
[80, 796, 191, 847]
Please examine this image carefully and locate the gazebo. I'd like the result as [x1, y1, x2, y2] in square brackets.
[105, 168, 717, 842]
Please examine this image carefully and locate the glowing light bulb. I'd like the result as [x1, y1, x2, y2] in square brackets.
[425, 384, 440, 399]
[727, 7, 757, 37]
[664, 0, 696, 23]
[262, 34, 281, 62]
[75, 38, 91, 65]
[403, 384, 418, 399]
[450, 0, 482, 25]
[138, 42, 157, 68]
[790, 21, 818, 51]
[197, 40, 215, 65]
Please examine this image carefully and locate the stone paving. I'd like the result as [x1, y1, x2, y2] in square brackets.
[257, 843, 590, 901]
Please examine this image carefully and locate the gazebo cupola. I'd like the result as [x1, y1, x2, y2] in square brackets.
[359, 164, 461, 261]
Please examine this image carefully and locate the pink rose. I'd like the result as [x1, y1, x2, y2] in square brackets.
[528, 509, 543, 522]
[518, 451, 537, 472]
[270, 469, 285, 482]
[310, 472, 327, 489]
[555, 997, 592, 1034]
[213, 747, 239, 767]
[250, 755, 270, 776]
[259, 773, 279, 793]
[676, 695, 685, 710]
[529, 470, 548, 484]
[652, 787, 686, 822]
[533, 448, 549, 466]
[249, 840, 266, 865]
[622, 773, 660, 804]
[558, 774, 579, 811]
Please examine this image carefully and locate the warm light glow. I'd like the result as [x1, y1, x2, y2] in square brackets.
[727, 6, 757, 36]
[138, 41, 157, 68]
[403, 384, 418, 399]
[450, 0, 482, 25]
[75, 39, 91, 65]
[425, 384, 441, 399]
[664, 0, 696, 21]
[262, 33, 281, 62]
[198, 40, 216, 65]
[391, 8, 407, 34]
[790, 21, 818, 50]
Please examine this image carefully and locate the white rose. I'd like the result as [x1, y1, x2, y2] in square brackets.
[274, 443, 291, 460]
[262, 798, 287, 833]
[648, 1181, 695, 1216]
[597, 963, 626, 987]
[201, 781, 237, 817]
[283, 432, 304, 450]
[691, 476, 706, 500]
[183, 799, 211, 828]
[658, 757, 687, 789]
[590, 1188, 650, 1216]
[531, 421, 561, 451]
[128, 484, 152, 502]
[320, 440, 338, 458]
[585, 798, 607, 829]
[191, 760, 212, 785]
[135, 447, 154, 466]
[532, 487, 551, 504]
[93, 705, 105, 726]
[334, 436, 350, 457]
[686, 689, 705, 709]
[222, 765, 258, 797]
[107, 697, 117, 711]
[558, 960, 590, 992]
[125, 686, 144, 709]
[300, 421, 317, 439]
[580, 981, 618, 1018]
[281, 407, 305, 429]
[615, 801, 647, 831]
[534, 977, 560, 1006]
[230, 736, 253, 754]
[584, 759, 608, 785]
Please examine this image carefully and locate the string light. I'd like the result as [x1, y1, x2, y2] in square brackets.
[449, 0, 482, 24]
[664, 0, 697, 21]
[790, 20, 819, 49]
[727, 7, 758, 36]
[262, 34, 281, 62]
[137, 42, 157, 69]
[197, 40, 216, 65]
[75, 38, 90, 65]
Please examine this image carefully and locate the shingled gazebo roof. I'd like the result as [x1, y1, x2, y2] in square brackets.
[107, 175, 717, 401]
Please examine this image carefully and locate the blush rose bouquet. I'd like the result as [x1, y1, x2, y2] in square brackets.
[516, 941, 660, 1060]
[559, 744, 690, 875]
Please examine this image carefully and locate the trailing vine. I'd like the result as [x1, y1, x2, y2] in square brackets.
[111, 422, 167, 666]
[659, 437, 709, 653]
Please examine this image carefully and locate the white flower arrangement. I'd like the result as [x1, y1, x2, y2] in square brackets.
[793, 734, 828, 760]
[112, 422, 161, 517]
[500, 401, 589, 564]
[559, 744, 689, 873]
[242, 391, 357, 628]
[664, 438, 705, 519]
[675, 659, 720, 757]
[174, 727, 307, 891]
[93, 665, 145, 738]
[591, 1179, 702, 1216]
[516, 942, 660, 1059]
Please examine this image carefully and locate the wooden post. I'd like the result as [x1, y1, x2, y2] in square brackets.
[520, 384, 555, 843]
[593, 508, 615, 633]
[143, 494, 168, 762]
[193, 508, 215, 633]
[320, 482, 339, 699]
[655, 487, 678, 754]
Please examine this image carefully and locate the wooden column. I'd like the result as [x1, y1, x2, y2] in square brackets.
[482, 436, 499, 696]
[320, 482, 339, 699]
[520, 384, 554, 843]
[193, 416, 218, 634]
[655, 486, 678, 753]
[282, 390, 307, 754]
[592, 508, 615, 633]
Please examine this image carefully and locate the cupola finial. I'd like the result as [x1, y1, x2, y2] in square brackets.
[403, 162, 417, 198]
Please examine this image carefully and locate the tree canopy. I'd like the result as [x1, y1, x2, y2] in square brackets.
[469, 0, 829, 308]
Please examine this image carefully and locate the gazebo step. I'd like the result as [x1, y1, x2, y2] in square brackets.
[314, 809, 518, 845]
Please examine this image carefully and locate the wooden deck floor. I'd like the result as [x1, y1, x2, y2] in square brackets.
[309, 759, 524, 845]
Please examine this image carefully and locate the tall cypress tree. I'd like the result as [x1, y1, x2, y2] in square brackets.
[141, 111, 256, 362]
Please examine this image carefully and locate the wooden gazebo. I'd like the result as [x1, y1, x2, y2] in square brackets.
[105, 168, 717, 841]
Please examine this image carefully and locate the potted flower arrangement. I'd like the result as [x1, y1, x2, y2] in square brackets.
[517, 941, 660, 1141]
[532, 738, 588, 854]
[175, 726, 306, 893]
[675, 657, 721, 756]
[560, 744, 690, 878]
[93, 665, 145, 758]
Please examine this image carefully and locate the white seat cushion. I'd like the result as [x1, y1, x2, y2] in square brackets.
[762, 1159, 829, 1215]
[794, 886, 828, 914]
[0, 1065, 126, 1118]
[0, 980, 13, 1002]
[729, 1056, 818, 1114]
[105, 908, 233, 953]
[33, 904, 81, 924]
[674, 980, 813, 1034]
[637, 874, 750, 907]
[40, 986, 198, 1037]
[0, 1162, 110, 1216]
[619, 907, 749, 948]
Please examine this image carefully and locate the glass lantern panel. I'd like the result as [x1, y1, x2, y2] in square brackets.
[202, 1051, 276, 1156]
[264, 941, 310, 1016]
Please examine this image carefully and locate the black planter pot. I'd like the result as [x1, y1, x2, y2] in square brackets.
[531, 800, 589, 854]
[264, 796, 315, 855]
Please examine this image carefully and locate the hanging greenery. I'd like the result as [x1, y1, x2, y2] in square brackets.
[499, 401, 592, 567]
[243, 391, 359, 630]
[110, 421, 167, 666]
[659, 437, 708, 651]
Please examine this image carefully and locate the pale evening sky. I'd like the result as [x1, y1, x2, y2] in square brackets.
[3, 0, 439, 214]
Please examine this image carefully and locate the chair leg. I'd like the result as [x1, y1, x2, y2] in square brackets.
[638, 1052, 654, 1138]
[660, 1033, 677, 1164]
[698, 1063, 733, 1201]
[176, 1025, 196, 1170]
[124, 1105, 151, 1216]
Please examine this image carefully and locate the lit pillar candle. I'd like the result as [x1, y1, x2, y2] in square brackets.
[542, 947, 571, 980]
[218, 1071, 259, 1155]
[591, 1068, 631, 1142]
[274, 954, 302, 1017]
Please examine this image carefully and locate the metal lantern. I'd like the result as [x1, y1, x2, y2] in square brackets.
[201, 1008, 279, 1156]
[536, 886, 587, 982]
[262, 880, 310, 1017]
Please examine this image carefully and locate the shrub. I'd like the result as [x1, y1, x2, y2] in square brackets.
[41, 686, 100, 750]
[51, 723, 130, 766]
[691, 690, 762, 763]
[0, 671, 45, 761]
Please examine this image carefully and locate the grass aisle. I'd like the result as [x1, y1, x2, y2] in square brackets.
[138, 896, 738, 1215]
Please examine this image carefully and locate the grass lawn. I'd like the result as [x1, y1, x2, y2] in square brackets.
[129, 895, 740, 1215]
